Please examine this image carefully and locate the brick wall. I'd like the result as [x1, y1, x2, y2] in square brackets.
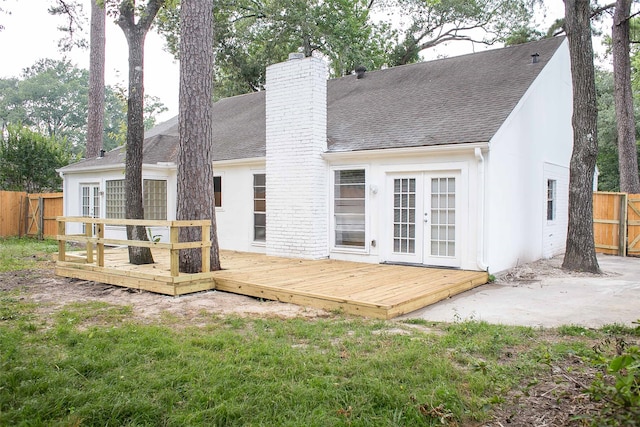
[265, 55, 329, 259]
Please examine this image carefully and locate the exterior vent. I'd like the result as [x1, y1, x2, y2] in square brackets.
[355, 65, 366, 79]
[531, 53, 540, 64]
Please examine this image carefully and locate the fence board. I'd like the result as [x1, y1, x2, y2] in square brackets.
[593, 192, 626, 256]
[0, 191, 62, 238]
[0, 191, 27, 237]
[628, 194, 640, 257]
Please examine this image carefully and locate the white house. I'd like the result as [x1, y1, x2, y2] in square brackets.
[58, 36, 573, 274]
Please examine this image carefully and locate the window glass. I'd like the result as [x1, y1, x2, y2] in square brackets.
[334, 169, 365, 248]
[214, 176, 222, 207]
[254, 174, 266, 241]
[144, 179, 167, 220]
[105, 179, 125, 219]
[547, 179, 556, 221]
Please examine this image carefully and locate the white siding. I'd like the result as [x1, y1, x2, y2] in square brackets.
[60, 165, 176, 242]
[542, 163, 569, 258]
[485, 40, 573, 273]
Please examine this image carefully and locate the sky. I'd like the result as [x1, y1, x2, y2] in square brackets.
[0, 0, 568, 123]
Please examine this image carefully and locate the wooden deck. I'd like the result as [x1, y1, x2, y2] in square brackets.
[56, 249, 488, 319]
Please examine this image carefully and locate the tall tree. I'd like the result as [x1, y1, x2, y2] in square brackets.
[113, 0, 166, 265]
[176, 0, 221, 272]
[562, 0, 601, 273]
[0, 59, 88, 148]
[612, 0, 640, 193]
[157, 0, 393, 98]
[385, 0, 538, 65]
[85, 0, 106, 158]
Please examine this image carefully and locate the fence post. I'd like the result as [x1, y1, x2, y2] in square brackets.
[170, 224, 179, 277]
[38, 197, 44, 240]
[201, 223, 211, 273]
[619, 194, 628, 256]
[85, 219, 94, 264]
[97, 222, 105, 267]
[57, 220, 66, 262]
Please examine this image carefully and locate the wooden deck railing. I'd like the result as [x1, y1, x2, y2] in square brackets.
[56, 217, 212, 276]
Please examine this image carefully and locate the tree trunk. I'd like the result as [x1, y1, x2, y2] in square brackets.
[177, 0, 221, 273]
[116, 0, 166, 265]
[562, 0, 601, 273]
[85, 0, 105, 159]
[613, 0, 640, 193]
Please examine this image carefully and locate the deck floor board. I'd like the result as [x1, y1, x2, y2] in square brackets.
[56, 249, 488, 319]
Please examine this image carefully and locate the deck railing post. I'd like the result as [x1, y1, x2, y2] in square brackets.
[57, 219, 66, 262]
[85, 220, 94, 264]
[97, 221, 105, 267]
[201, 223, 211, 273]
[170, 224, 179, 277]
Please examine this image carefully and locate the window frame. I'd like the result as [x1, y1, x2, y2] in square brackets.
[214, 175, 222, 208]
[143, 179, 167, 221]
[547, 179, 556, 222]
[331, 166, 368, 253]
[253, 173, 266, 243]
[105, 179, 126, 219]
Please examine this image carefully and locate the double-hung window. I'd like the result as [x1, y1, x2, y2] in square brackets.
[547, 179, 556, 221]
[253, 174, 266, 242]
[334, 169, 366, 249]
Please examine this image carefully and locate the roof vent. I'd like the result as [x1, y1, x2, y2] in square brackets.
[531, 53, 540, 64]
[99, 149, 105, 158]
[355, 65, 366, 79]
[288, 52, 305, 61]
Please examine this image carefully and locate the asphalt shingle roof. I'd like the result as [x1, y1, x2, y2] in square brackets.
[60, 36, 565, 172]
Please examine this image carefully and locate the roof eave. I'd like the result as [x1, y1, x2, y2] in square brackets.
[322, 142, 490, 161]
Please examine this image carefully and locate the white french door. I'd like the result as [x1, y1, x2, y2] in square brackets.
[80, 183, 100, 234]
[387, 172, 461, 268]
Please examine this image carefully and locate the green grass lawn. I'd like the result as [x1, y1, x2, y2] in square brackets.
[0, 237, 60, 272]
[0, 238, 638, 426]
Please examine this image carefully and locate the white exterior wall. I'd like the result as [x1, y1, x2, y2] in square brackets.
[264, 56, 329, 259]
[324, 147, 482, 271]
[60, 165, 177, 241]
[542, 162, 569, 258]
[485, 40, 573, 273]
[213, 161, 266, 254]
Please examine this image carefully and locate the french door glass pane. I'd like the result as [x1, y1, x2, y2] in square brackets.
[430, 177, 455, 257]
[393, 178, 416, 254]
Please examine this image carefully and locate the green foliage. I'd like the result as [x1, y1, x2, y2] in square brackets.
[0, 58, 166, 156]
[595, 67, 640, 191]
[384, 0, 538, 65]
[0, 124, 74, 192]
[158, 0, 393, 98]
[502, 25, 545, 46]
[588, 338, 640, 426]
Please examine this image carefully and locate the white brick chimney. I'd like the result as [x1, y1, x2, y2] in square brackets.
[265, 54, 328, 259]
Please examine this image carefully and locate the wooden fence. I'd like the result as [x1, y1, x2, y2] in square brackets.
[593, 191, 640, 256]
[0, 191, 63, 239]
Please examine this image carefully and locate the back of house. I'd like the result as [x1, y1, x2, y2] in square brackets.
[58, 36, 572, 274]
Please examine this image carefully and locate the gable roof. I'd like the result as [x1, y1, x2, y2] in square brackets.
[60, 36, 566, 172]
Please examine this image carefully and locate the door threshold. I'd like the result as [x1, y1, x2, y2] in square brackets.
[380, 261, 460, 270]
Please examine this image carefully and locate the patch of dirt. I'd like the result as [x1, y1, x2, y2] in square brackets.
[495, 254, 617, 284]
[0, 263, 328, 323]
